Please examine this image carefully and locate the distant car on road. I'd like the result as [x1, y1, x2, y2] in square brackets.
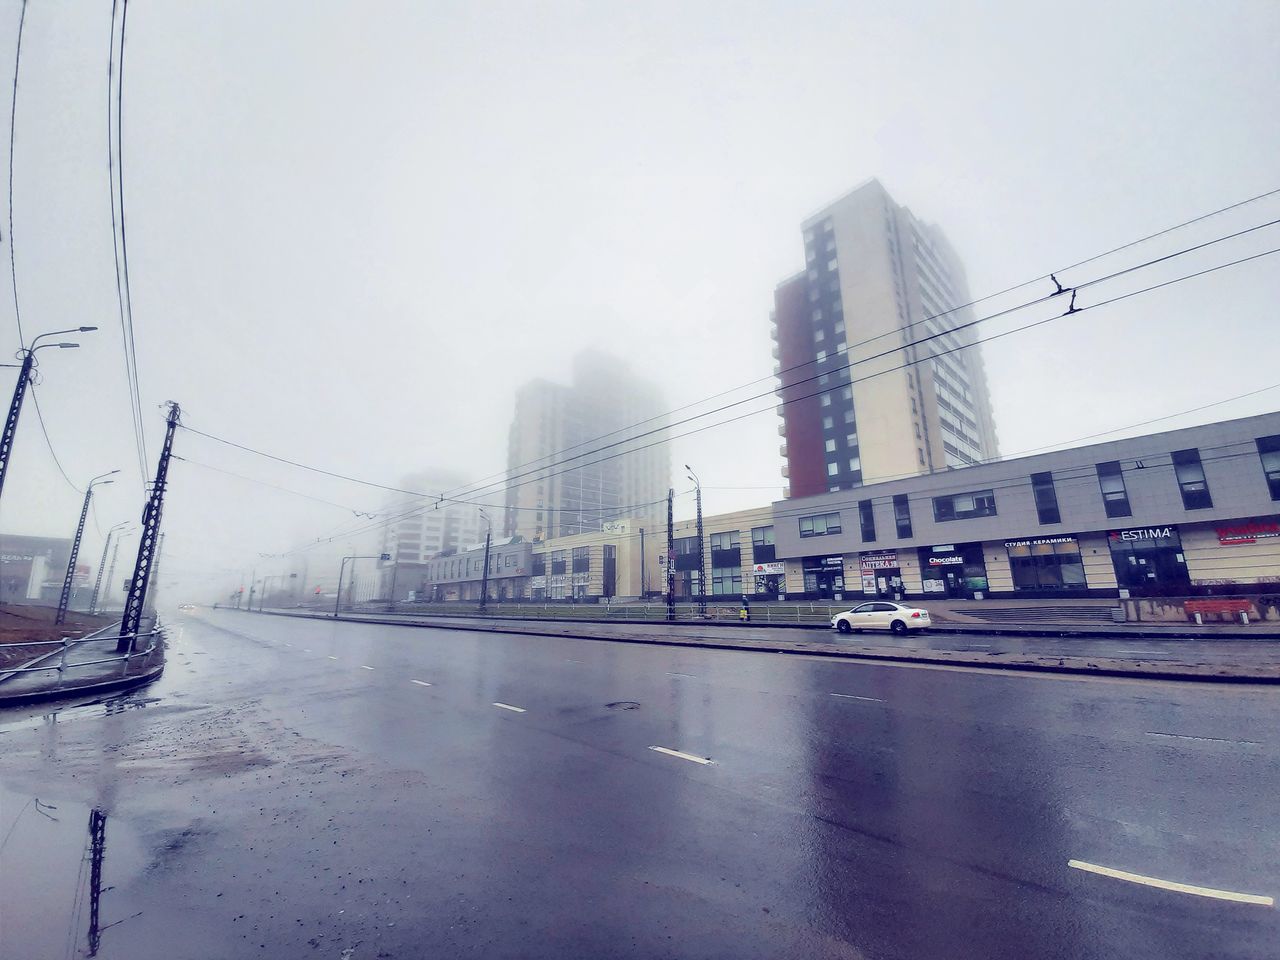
[831, 601, 930, 635]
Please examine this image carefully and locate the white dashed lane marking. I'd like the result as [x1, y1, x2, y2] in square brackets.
[830, 693, 884, 703]
[327, 655, 338, 660]
[649, 746, 714, 765]
[360, 665, 374, 670]
[493, 702, 526, 713]
[1068, 859, 1274, 906]
[666, 672, 698, 679]
[1146, 732, 1260, 745]
[410, 679, 431, 686]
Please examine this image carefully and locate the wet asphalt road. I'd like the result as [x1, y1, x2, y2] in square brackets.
[1, 609, 1277, 959]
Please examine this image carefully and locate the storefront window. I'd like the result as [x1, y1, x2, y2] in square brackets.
[919, 543, 987, 597]
[711, 565, 743, 595]
[1006, 537, 1085, 590]
[1107, 526, 1190, 595]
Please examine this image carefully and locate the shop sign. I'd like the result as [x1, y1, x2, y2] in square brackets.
[752, 562, 786, 575]
[1004, 536, 1077, 549]
[803, 556, 845, 572]
[931, 545, 956, 553]
[1215, 518, 1280, 545]
[1109, 527, 1175, 543]
[859, 551, 898, 571]
[601, 520, 630, 534]
[530, 576, 546, 588]
[927, 555, 964, 566]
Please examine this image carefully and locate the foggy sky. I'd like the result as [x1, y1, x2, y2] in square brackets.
[1, 0, 1277, 598]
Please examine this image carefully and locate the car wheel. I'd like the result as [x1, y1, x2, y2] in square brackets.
[836, 620, 852, 634]
[890, 620, 908, 636]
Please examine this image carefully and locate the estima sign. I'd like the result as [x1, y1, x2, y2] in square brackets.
[1109, 527, 1174, 542]
[752, 562, 785, 575]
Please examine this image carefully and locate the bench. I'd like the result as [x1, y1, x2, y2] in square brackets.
[1183, 599, 1253, 622]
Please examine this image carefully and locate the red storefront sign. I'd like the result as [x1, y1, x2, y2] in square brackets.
[1216, 518, 1280, 545]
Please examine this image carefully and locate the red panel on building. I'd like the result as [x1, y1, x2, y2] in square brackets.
[774, 276, 826, 498]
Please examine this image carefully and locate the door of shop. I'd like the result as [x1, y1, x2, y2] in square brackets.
[919, 544, 989, 599]
[802, 556, 845, 600]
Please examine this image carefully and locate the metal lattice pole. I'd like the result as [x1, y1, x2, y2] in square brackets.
[665, 488, 675, 622]
[118, 403, 180, 652]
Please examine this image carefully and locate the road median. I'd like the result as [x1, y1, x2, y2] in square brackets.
[238, 608, 1280, 683]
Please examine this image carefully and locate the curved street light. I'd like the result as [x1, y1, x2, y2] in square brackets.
[56, 469, 121, 624]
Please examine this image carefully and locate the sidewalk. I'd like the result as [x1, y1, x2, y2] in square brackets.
[0, 622, 166, 706]
[247, 608, 1280, 683]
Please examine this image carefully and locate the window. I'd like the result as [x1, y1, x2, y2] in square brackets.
[751, 526, 775, 563]
[824, 238, 836, 252]
[917, 448, 925, 466]
[840, 386, 853, 400]
[550, 550, 567, 575]
[816, 350, 827, 361]
[913, 422, 921, 439]
[824, 438, 836, 453]
[1031, 472, 1061, 524]
[933, 489, 997, 522]
[1007, 538, 1085, 591]
[843, 409, 856, 424]
[814, 329, 825, 342]
[820, 393, 832, 407]
[709, 531, 740, 553]
[808, 269, 819, 281]
[833, 319, 845, 335]
[822, 219, 833, 232]
[822, 416, 834, 429]
[1096, 461, 1132, 518]
[827, 462, 838, 477]
[1259, 435, 1280, 500]
[799, 512, 841, 538]
[826, 257, 838, 272]
[531, 554, 546, 576]
[711, 564, 743, 596]
[893, 494, 913, 539]
[1171, 448, 1213, 509]
[846, 432, 857, 448]
[848, 457, 860, 472]
[812, 309, 823, 322]
[859, 499, 876, 542]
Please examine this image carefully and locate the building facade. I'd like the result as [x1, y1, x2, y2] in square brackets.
[773, 179, 999, 498]
[0, 534, 75, 605]
[770, 412, 1280, 600]
[503, 351, 670, 542]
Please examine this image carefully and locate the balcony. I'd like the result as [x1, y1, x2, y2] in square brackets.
[780, 464, 790, 478]
[776, 421, 786, 436]
[779, 442, 788, 458]
[771, 343, 780, 359]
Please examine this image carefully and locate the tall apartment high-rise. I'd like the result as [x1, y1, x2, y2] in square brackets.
[772, 179, 998, 497]
[379, 470, 487, 564]
[504, 351, 670, 540]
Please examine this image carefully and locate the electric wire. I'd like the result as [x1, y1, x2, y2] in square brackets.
[433, 187, 1280, 504]
[5, 0, 26, 348]
[29, 384, 81, 493]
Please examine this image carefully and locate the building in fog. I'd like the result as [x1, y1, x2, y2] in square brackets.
[503, 351, 670, 541]
[376, 470, 487, 601]
[0, 534, 74, 605]
[772, 178, 999, 498]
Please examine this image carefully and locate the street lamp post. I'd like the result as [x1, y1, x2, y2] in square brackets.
[334, 554, 386, 617]
[56, 470, 119, 624]
[89, 522, 129, 616]
[0, 326, 97, 510]
[686, 465, 706, 617]
[101, 529, 129, 616]
[478, 509, 493, 612]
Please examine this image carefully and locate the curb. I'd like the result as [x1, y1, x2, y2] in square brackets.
[237, 609, 1280, 684]
[0, 662, 165, 707]
[263, 605, 1280, 641]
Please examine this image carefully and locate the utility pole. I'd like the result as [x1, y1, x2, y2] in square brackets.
[665, 488, 675, 622]
[0, 326, 96, 510]
[86, 808, 107, 957]
[103, 533, 124, 615]
[479, 508, 493, 612]
[639, 526, 647, 596]
[334, 554, 383, 617]
[119, 402, 181, 652]
[686, 465, 706, 617]
[89, 522, 126, 615]
[56, 471, 119, 624]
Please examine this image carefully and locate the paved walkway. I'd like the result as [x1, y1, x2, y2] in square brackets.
[0, 623, 164, 703]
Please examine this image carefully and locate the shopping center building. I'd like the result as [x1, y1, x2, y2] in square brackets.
[408, 413, 1280, 605]
[770, 411, 1280, 600]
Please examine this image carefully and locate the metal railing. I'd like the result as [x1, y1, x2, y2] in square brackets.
[0, 628, 164, 691]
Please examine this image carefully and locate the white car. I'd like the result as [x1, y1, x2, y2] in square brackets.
[831, 601, 930, 635]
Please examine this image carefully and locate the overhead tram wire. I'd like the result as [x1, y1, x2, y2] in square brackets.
[6, 0, 27, 347]
[431, 187, 1280, 505]
[427, 224, 1280, 507]
[29, 385, 81, 493]
[178, 236, 1280, 546]
[434, 243, 1280, 512]
[107, 0, 148, 490]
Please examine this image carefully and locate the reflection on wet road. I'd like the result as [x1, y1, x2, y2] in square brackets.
[1, 609, 1277, 959]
